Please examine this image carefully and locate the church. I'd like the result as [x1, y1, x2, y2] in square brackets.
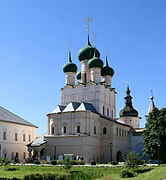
[27, 18, 154, 163]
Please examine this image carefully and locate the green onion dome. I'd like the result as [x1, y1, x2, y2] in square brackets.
[101, 57, 114, 77]
[76, 71, 81, 80]
[63, 52, 77, 73]
[88, 56, 103, 69]
[77, 38, 100, 62]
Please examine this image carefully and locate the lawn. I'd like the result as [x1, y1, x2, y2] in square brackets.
[0, 165, 165, 180]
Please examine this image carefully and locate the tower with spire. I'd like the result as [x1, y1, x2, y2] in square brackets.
[145, 90, 155, 120]
[118, 85, 140, 128]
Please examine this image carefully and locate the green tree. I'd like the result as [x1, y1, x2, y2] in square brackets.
[142, 108, 166, 163]
[63, 157, 72, 172]
[125, 151, 140, 170]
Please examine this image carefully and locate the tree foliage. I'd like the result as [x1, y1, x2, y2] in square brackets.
[142, 108, 166, 163]
[125, 151, 140, 170]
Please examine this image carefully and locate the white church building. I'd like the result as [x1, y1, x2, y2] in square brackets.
[27, 22, 156, 163]
[0, 106, 37, 162]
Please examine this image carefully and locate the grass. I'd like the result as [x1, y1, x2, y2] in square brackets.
[0, 165, 165, 179]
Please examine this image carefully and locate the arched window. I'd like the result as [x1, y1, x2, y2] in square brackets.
[15, 133, 18, 141]
[23, 134, 26, 141]
[94, 126, 96, 134]
[51, 126, 55, 135]
[63, 126, 67, 134]
[103, 106, 105, 115]
[77, 125, 80, 133]
[103, 127, 107, 134]
[3, 131, 7, 140]
[29, 134, 31, 142]
[107, 108, 109, 117]
[84, 73, 86, 83]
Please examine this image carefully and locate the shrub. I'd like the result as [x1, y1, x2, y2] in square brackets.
[51, 160, 57, 165]
[33, 160, 40, 164]
[138, 159, 144, 165]
[111, 161, 118, 165]
[6, 167, 17, 171]
[40, 160, 49, 164]
[120, 170, 134, 178]
[23, 173, 68, 180]
[11, 178, 21, 180]
[63, 157, 72, 172]
[56, 160, 63, 165]
[91, 160, 96, 165]
[125, 151, 140, 169]
[77, 160, 85, 165]
[70, 160, 85, 165]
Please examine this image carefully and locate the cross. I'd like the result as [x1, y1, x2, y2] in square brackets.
[69, 40, 72, 53]
[94, 32, 97, 47]
[151, 89, 153, 97]
[84, 16, 93, 35]
[105, 44, 108, 56]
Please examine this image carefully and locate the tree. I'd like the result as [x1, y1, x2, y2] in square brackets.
[125, 151, 140, 170]
[63, 157, 72, 172]
[142, 108, 166, 163]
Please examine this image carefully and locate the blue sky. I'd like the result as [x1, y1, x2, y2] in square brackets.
[0, 0, 165, 135]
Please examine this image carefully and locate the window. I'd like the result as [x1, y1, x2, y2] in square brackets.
[51, 126, 54, 135]
[15, 133, 18, 141]
[103, 127, 107, 134]
[116, 128, 118, 136]
[29, 134, 31, 142]
[119, 129, 121, 136]
[77, 126, 80, 133]
[63, 126, 67, 134]
[103, 106, 105, 115]
[94, 126, 96, 134]
[84, 73, 86, 83]
[3, 131, 7, 140]
[23, 134, 26, 141]
[107, 108, 109, 117]
[122, 129, 124, 136]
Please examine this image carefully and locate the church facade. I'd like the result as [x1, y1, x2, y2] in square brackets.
[27, 27, 149, 163]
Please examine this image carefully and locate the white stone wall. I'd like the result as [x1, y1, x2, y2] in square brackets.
[61, 84, 116, 119]
[65, 72, 75, 86]
[0, 121, 36, 162]
[118, 116, 140, 128]
[90, 68, 101, 84]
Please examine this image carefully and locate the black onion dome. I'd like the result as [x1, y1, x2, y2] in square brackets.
[119, 86, 138, 117]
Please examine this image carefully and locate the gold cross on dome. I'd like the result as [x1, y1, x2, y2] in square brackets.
[69, 40, 72, 53]
[94, 32, 97, 47]
[84, 16, 93, 35]
[105, 44, 108, 56]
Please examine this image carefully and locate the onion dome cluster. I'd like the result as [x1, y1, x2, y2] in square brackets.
[63, 52, 77, 73]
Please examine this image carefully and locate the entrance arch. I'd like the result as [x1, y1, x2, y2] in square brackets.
[116, 151, 122, 162]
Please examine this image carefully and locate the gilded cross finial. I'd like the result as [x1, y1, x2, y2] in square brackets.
[68, 40, 72, 62]
[151, 89, 154, 99]
[105, 44, 108, 57]
[69, 40, 72, 53]
[84, 16, 93, 35]
[94, 32, 97, 47]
